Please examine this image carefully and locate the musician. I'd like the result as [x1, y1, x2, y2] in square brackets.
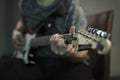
[12, 0, 94, 80]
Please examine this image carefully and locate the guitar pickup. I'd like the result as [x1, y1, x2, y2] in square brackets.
[78, 44, 92, 51]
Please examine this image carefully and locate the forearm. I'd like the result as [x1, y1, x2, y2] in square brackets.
[67, 49, 89, 60]
[72, 50, 88, 59]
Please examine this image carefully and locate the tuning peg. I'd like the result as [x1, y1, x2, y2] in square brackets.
[96, 30, 103, 36]
[87, 27, 94, 33]
[97, 30, 111, 39]
[92, 28, 98, 34]
[107, 33, 111, 39]
[87, 27, 99, 35]
[101, 31, 107, 38]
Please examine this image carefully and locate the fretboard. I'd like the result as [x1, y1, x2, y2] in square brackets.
[30, 36, 51, 48]
[29, 34, 71, 48]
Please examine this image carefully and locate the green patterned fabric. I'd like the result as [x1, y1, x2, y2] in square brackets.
[20, 0, 61, 29]
[36, 0, 55, 7]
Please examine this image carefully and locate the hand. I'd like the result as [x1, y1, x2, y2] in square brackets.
[12, 29, 25, 50]
[65, 26, 88, 58]
[50, 33, 66, 55]
[50, 26, 76, 55]
[50, 26, 88, 59]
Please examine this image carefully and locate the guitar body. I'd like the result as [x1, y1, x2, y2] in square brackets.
[22, 33, 36, 64]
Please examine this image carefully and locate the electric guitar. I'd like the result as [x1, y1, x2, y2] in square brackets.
[20, 27, 111, 64]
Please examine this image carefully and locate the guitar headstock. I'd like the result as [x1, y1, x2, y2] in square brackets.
[69, 28, 111, 55]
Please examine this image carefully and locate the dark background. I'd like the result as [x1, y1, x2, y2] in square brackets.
[0, 0, 19, 56]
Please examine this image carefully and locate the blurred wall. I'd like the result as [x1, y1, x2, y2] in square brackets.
[0, 0, 19, 56]
[0, 0, 120, 78]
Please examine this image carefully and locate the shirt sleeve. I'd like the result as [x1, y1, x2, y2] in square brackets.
[73, 3, 87, 31]
[65, 0, 87, 32]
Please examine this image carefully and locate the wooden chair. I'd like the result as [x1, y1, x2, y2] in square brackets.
[86, 10, 114, 80]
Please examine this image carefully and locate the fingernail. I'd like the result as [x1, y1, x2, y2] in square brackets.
[70, 26, 75, 33]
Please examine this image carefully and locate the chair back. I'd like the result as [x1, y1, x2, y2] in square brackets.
[87, 10, 114, 80]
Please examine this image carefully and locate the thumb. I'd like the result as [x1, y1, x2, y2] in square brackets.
[69, 26, 76, 34]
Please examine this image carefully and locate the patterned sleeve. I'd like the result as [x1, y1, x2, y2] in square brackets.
[73, 2, 87, 31]
[65, 0, 87, 32]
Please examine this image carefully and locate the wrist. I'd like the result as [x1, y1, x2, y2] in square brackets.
[65, 50, 88, 60]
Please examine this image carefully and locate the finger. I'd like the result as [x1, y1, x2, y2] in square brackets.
[54, 34, 60, 43]
[50, 33, 61, 43]
[14, 39, 24, 47]
[52, 34, 61, 54]
[70, 48, 76, 54]
[50, 41, 59, 55]
[13, 43, 24, 50]
[57, 38, 66, 48]
[14, 35, 25, 46]
[66, 44, 74, 52]
[50, 33, 58, 42]
[17, 34, 25, 44]
[50, 34, 60, 54]
[69, 26, 76, 34]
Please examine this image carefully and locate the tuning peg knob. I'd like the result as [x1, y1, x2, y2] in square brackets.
[96, 30, 103, 36]
[87, 27, 94, 33]
[92, 29, 98, 34]
[88, 27, 98, 35]
[101, 32, 107, 38]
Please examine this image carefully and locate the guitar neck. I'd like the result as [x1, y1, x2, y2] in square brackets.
[29, 34, 71, 48]
[30, 36, 51, 48]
